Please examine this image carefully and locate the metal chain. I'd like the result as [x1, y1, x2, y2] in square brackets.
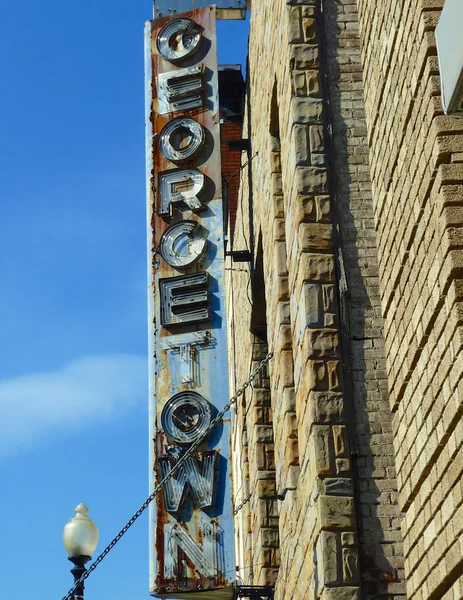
[61, 351, 273, 600]
[233, 492, 252, 515]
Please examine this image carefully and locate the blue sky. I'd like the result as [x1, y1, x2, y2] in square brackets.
[0, 3, 248, 599]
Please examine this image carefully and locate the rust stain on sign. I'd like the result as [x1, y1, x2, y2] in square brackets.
[146, 6, 235, 599]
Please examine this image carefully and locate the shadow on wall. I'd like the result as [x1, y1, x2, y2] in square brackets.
[320, 1, 405, 598]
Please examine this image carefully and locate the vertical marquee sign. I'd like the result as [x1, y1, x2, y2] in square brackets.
[145, 6, 235, 599]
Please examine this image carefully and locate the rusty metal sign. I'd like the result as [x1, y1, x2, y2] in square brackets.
[153, 0, 250, 20]
[145, 6, 236, 599]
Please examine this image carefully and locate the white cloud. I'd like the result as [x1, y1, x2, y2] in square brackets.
[0, 354, 147, 458]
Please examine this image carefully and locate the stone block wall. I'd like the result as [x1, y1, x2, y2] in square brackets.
[355, 0, 463, 598]
[226, 0, 405, 599]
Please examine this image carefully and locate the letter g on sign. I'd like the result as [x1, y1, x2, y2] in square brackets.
[159, 220, 207, 269]
[156, 18, 202, 62]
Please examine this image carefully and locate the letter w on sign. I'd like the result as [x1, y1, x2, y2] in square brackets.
[159, 451, 217, 512]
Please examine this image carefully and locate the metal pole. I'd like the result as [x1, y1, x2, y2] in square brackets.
[69, 556, 90, 600]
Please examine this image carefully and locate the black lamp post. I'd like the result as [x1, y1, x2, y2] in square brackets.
[63, 504, 99, 599]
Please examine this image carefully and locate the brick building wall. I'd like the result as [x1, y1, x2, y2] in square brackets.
[355, 0, 463, 598]
[221, 120, 243, 244]
[322, 1, 406, 597]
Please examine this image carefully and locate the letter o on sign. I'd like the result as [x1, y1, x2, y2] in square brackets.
[161, 392, 212, 444]
[158, 117, 205, 163]
[156, 18, 201, 62]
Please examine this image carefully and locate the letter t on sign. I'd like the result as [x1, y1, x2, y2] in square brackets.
[161, 331, 211, 385]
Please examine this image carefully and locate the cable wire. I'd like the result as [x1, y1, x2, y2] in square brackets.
[206, 152, 258, 208]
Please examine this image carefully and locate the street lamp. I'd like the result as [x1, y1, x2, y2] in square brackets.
[63, 504, 99, 599]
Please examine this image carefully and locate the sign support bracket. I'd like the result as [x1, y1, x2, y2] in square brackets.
[235, 586, 275, 600]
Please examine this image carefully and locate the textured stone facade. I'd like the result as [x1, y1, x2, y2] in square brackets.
[226, 0, 463, 599]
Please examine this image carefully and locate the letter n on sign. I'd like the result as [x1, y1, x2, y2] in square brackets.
[145, 6, 236, 599]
